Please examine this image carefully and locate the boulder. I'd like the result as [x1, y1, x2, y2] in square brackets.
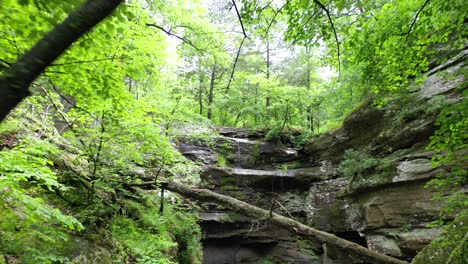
[366, 234, 403, 257]
[348, 182, 444, 231]
[223, 137, 299, 168]
[419, 48, 467, 98]
[393, 158, 443, 182]
[177, 141, 218, 165]
[363, 228, 442, 259]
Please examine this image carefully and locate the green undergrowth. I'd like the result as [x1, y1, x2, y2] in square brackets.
[0, 99, 203, 264]
[109, 198, 202, 264]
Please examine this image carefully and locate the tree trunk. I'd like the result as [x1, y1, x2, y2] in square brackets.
[305, 45, 314, 132]
[198, 58, 204, 115]
[266, 40, 271, 80]
[161, 181, 408, 264]
[207, 64, 216, 120]
[0, 0, 123, 122]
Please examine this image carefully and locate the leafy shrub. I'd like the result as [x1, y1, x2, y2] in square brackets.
[0, 136, 83, 263]
[427, 96, 467, 218]
[338, 149, 380, 179]
[111, 199, 202, 264]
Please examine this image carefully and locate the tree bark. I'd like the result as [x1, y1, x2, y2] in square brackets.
[305, 46, 314, 132]
[0, 0, 123, 122]
[207, 64, 216, 120]
[198, 59, 204, 115]
[162, 181, 408, 264]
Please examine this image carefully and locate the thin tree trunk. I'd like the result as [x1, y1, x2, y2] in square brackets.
[207, 64, 216, 120]
[305, 46, 314, 132]
[161, 181, 408, 264]
[264, 40, 271, 121]
[198, 58, 204, 115]
[0, 0, 123, 122]
[266, 40, 271, 79]
[198, 81, 204, 115]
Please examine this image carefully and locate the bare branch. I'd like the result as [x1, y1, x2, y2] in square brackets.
[0, 58, 12, 67]
[313, 0, 341, 77]
[50, 57, 124, 67]
[47, 79, 97, 120]
[146, 23, 204, 52]
[264, 0, 293, 38]
[225, 37, 246, 93]
[231, 0, 247, 38]
[405, 0, 431, 45]
[399, 0, 431, 70]
[225, 0, 248, 94]
[160, 180, 409, 264]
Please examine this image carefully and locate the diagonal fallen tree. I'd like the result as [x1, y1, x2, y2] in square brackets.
[133, 180, 409, 264]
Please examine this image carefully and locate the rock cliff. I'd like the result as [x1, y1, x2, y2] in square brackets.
[177, 49, 466, 263]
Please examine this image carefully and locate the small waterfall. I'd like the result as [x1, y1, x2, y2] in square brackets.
[236, 140, 241, 167]
[236, 140, 241, 187]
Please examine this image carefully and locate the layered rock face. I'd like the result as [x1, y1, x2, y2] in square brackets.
[179, 130, 324, 263]
[177, 49, 466, 263]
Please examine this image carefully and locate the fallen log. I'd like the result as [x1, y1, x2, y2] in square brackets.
[160, 180, 408, 264]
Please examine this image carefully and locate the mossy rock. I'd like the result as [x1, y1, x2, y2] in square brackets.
[411, 210, 468, 264]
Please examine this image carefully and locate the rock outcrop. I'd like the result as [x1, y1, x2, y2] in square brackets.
[177, 49, 466, 263]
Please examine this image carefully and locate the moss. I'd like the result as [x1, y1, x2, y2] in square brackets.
[411, 210, 468, 264]
[251, 140, 261, 166]
[217, 154, 228, 167]
[216, 141, 234, 167]
[225, 213, 244, 222]
[231, 191, 247, 200]
[341, 146, 432, 194]
[347, 170, 396, 194]
[220, 176, 238, 191]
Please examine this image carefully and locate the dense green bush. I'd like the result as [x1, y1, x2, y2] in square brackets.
[111, 198, 202, 264]
[338, 149, 380, 179]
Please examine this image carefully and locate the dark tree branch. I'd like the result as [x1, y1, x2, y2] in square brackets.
[232, 0, 247, 39]
[47, 79, 97, 120]
[225, 0, 248, 94]
[264, 0, 293, 38]
[225, 37, 246, 94]
[0, 58, 13, 67]
[313, 0, 341, 77]
[0, 0, 124, 122]
[145, 23, 204, 52]
[399, 0, 431, 70]
[405, 0, 431, 45]
[50, 57, 124, 67]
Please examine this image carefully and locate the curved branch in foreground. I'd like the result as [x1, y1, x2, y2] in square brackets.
[0, 0, 124, 122]
[313, 0, 341, 77]
[148, 181, 408, 264]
